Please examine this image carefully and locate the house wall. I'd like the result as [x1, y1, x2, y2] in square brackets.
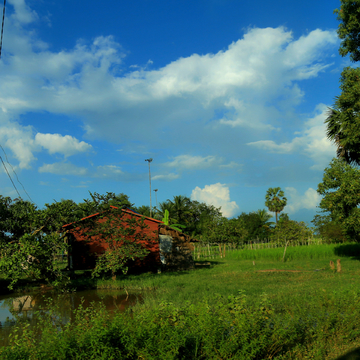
[158, 225, 195, 271]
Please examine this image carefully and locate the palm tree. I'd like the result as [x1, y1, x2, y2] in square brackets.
[265, 188, 287, 225]
[256, 209, 274, 230]
[168, 195, 191, 225]
[325, 106, 360, 166]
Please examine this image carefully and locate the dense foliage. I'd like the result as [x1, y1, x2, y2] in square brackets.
[316, 158, 360, 242]
[311, 214, 347, 243]
[324, 1, 360, 165]
[0, 192, 146, 289]
[335, 0, 360, 62]
[236, 210, 273, 241]
[313, 0, 360, 242]
[271, 218, 312, 244]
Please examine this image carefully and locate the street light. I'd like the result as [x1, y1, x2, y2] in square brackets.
[145, 158, 153, 217]
[154, 189, 158, 211]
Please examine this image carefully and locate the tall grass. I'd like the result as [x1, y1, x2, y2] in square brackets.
[195, 242, 360, 263]
[192, 237, 329, 260]
[227, 244, 339, 262]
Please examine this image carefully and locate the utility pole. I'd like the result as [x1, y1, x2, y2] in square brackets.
[145, 158, 153, 217]
[0, 0, 7, 60]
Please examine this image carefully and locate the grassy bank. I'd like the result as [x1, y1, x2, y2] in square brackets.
[1, 243, 360, 359]
[2, 287, 360, 359]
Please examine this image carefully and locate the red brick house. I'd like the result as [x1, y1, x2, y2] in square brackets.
[63, 206, 195, 272]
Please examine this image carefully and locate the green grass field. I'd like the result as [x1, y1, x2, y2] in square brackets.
[2, 243, 360, 359]
[94, 243, 360, 304]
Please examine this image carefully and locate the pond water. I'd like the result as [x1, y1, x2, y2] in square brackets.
[0, 289, 142, 347]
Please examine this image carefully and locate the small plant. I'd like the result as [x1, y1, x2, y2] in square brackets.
[162, 209, 186, 232]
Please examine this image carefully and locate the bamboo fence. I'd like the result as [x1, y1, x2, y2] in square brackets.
[192, 237, 325, 260]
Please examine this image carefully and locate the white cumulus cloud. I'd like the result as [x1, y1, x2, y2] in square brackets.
[0, 16, 338, 146]
[0, 120, 38, 169]
[284, 187, 321, 214]
[152, 173, 180, 181]
[94, 165, 124, 178]
[35, 133, 92, 157]
[38, 162, 88, 176]
[164, 155, 221, 170]
[247, 104, 336, 170]
[191, 183, 239, 218]
[9, 0, 38, 25]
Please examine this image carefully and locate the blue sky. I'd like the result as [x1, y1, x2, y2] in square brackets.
[0, 0, 346, 223]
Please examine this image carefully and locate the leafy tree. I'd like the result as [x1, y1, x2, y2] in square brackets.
[278, 213, 290, 223]
[319, 2, 360, 242]
[236, 211, 272, 242]
[316, 158, 360, 241]
[79, 191, 133, 216]
[40, 199, 83, 235]
[185, 200, 223, 237]
[157, 197, 223, 237]
[0, 198, 40, 240]
[107, 192, 133, 209]
[0, 196, 13, 242]
[312, 214, 347, 243]
[134, 205, 151, 217]
[0, 233, 68, 289]
[0, 197, 73, 289]
[335, 0, 360, 62]
[265, 187, 287, 225]
[202, 216, 247, 255]
[325, 1, 360, 165]
[271, 219, 312, 244]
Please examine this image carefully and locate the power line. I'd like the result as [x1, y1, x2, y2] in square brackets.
[0, 1, 34, 204]
[0, 0, 6, 60]
[0, 154, 22, 200]
[0, 144, 34, 203]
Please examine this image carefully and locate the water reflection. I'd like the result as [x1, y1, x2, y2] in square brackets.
[0, 289, 142, 347]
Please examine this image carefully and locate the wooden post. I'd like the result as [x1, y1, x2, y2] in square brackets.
[282, 240, 289, 262]
[337, 259, 342, 273]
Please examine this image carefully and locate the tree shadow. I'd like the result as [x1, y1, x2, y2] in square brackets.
[68, 271, 98, 290]
[194, 260, 224, 268]
[335, 346, 360, 359]
[334, 243, 360, 260]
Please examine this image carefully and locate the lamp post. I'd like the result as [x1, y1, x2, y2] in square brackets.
[145, 158, 153, 217]
[154, 189, 158, 212]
